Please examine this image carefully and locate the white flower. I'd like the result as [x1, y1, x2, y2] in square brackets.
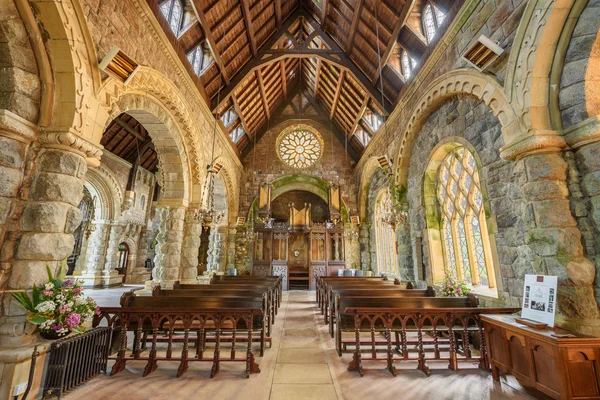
[40, 319, 55, 330]
[44, 283, 53, 291]
[35, 301, 56, 313]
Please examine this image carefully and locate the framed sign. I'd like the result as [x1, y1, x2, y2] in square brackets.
[522, 275, 558, 327]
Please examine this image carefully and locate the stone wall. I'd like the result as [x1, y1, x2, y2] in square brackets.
[559, 0, 600, 128]
[406, 98, 528, 306]
[365, 168, 390, 274]
[0, 0, 40, 123]
[239, 120, 358, 218]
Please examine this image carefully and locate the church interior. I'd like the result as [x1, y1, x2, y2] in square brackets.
[0, 0, 600, 398]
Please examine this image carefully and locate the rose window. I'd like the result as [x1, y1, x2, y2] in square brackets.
[277, 129, 323, 169]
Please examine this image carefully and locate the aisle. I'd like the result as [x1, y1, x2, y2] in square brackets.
[64, 291, 531, 400]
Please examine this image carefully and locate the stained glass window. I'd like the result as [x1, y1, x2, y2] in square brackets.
[277, 129, 323, 169]
[374, 190, 399, 275]
[423, 3, 446, 43]
[401, 50, 417, 79]
[436, 146, 493, 289]
[159, 0, 183, 35]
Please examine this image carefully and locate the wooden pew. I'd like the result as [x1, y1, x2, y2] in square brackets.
[209, 279, 281, 311]
[176, 282, 279, 322]
[322, 280, 411, 322]
[343, 301, 520, 377]
[316, 276, 387, 307]
[327, 287, 435, 337]
[153, 286, 274, 338]
[213, 275, 282, 303]
[93, 293, 263, 379]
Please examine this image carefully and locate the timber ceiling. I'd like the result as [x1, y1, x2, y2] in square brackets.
[101, 113, 159, 173]
[147, 0, 458, 158]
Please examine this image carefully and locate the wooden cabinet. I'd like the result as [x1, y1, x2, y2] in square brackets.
[482, 315, 600, 400]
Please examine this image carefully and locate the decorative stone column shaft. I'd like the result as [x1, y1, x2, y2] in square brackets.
[206, 226, 222, 272]
[129, 228, 152, 283]
[153, 207, 185, 287]
[103, 224, 122, 272]
[180, 209, 202, 283]
[83, 221, 109, 273]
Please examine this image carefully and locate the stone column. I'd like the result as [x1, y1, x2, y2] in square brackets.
[129, 228, 152, 283]
[226, 225, 237, 270]
[396, 218, 413, 282]
[180, 209, 202, 283]
[359, 223, 370, 272]
[74, 221, 109, 287]
[206, 226, 222, 272]
[152, 206, 185, 288]
[502, 129, 600, 334]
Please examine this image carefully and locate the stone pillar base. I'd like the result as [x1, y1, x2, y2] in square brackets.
[0, 341, 52, 400]
[70, 271, 123, 288]
[127, 270, 151, 284]
[0, 317, 37, 347]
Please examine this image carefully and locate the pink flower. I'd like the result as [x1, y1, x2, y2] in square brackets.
[64, 313, 81, 329]
[42, 290, 53, 296]
[95, 306, 101, 316]
[59, 305, 71, 314]
[73, 288, 81, 296]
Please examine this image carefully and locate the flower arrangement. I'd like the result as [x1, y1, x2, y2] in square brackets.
[12, 265, 99, 338]
[435, 275, 471, 297]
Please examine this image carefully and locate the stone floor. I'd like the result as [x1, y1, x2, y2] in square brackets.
[65, 291, 536, 400]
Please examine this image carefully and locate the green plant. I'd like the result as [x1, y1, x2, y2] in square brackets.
[12, 263, 98, 335]
[435, 275, 471, 297]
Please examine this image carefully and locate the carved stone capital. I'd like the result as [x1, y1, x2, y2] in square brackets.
[564, 116, 600, 150]
[38, 128, 103, 166]
[500, 130, 567, 161]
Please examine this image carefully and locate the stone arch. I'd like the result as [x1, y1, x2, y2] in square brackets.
[118, 236, 137, 281]
[504, 0, 593, 133]
[101, 67, 207, 202]
[247, 174, 348, 221]
[103, 93, 193, 205]
[212, 155, 239, 222]
[84, 165, 122, 221]
[358, 157, 386, 220]
[393, 69, 522, 188]
[553, 0, 600, 130]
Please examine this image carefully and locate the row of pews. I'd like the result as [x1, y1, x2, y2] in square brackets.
[316, 276, 520, 376]
[92, 275, 282, 379]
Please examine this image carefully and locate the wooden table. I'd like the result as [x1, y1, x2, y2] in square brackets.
[481, 314, 600, 400]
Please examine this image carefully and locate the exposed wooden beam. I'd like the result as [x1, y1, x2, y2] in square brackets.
[314, 58, 322, 98]
[256, 70, 271, 120]
[231, 95, 251, 135]
[190, 0, 230, 84]
[279, 60, 288, 97]
[349, 97, 369, 136]
[320, 0, 328, 28]
[345, 0, 364, 54]
[275, 0, 282, 28]
[372, 0, 416, 84]
[330, 71, 345, 118]
[113, 118, 146, 142]
[240, 0, 257, 56]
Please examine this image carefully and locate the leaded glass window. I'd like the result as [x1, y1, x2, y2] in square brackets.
[277, 129, 323, 169]
[374, 189, 399, 275]
[423, 3, 446, 43]
[436, 146, 493, 288]
[187, 42, 214, 77]
[160, 0, 183, 35]
[401, 50, 417, 79]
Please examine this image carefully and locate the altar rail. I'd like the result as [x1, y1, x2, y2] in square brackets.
[344, 307, 520, 377]
[93, 308, 262, 379]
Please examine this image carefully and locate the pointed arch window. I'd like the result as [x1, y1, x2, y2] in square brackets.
[435, 146, 496, 291]
[401, 50, 417, 79]
[160, 0, 183, 35]
[423, 2, 446, 43]
[374, 189, 399, 275]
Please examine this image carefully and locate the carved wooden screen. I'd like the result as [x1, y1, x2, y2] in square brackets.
[273, 233, 288, 261]
[311, 233, 326, 261]
[253, 232, 272, 261]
